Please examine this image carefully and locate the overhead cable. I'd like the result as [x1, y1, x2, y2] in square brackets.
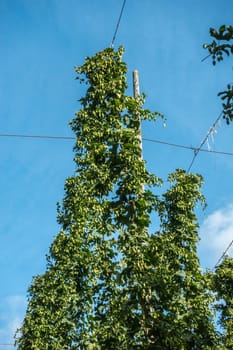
[215, 238, 233, 268]
[201, 53, 212, 62]
[0, 132, 233, 157]
[143, 137, 233, 156]
[187, 112, 222, 173]
[0, 133, 74, 140]
[110, 0, 127, 47]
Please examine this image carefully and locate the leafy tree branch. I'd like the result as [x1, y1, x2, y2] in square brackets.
[204, 25, 233, 124]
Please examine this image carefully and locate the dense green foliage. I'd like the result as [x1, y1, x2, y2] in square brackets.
[204, 27, 233, 347]
[16, 46, 162, 349]
[149, 170, 217, 349]
[204, 25, 233, 124]
[16, 47, 231, 349]
[213, 257, 233, 349]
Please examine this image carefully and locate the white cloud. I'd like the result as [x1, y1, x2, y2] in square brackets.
[199, 204, 233, 268]
[0, 295, 26, 347]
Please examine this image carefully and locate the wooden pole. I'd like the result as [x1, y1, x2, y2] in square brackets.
[133, 70, 144, 194]
[133, 70, 143, 159]
[133, 70, 140, 99]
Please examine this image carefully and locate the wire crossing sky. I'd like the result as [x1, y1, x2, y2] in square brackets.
[110, 0, 127, 47]
[215, 238, 233, 267]
[0, 132, 233, 156]
[187, 112, 223, 173]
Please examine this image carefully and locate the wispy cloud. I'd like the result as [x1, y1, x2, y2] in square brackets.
[0, 295, 26, 348]
[199, 204, 233, 268]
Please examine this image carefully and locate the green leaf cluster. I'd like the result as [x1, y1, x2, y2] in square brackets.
[15, 47, 231, 349]
[213, 257, 233, 349]
[203, 25, 233, 124]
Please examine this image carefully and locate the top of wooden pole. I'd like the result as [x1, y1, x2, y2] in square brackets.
[133, 70, 140, 99]
[132, 70, 144, 192]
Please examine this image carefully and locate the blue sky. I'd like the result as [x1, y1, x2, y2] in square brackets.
[1, 0, 233, 347]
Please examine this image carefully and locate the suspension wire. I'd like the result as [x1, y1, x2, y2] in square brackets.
[187, 112, 222, 173]
[215, 238, 233, 268]
[143, 137, 233, 156]
[0, 133, 75, 140]
[201, 53, 212, 62]
[0, 132, 233, 156]
[110, 0, 127, 47]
